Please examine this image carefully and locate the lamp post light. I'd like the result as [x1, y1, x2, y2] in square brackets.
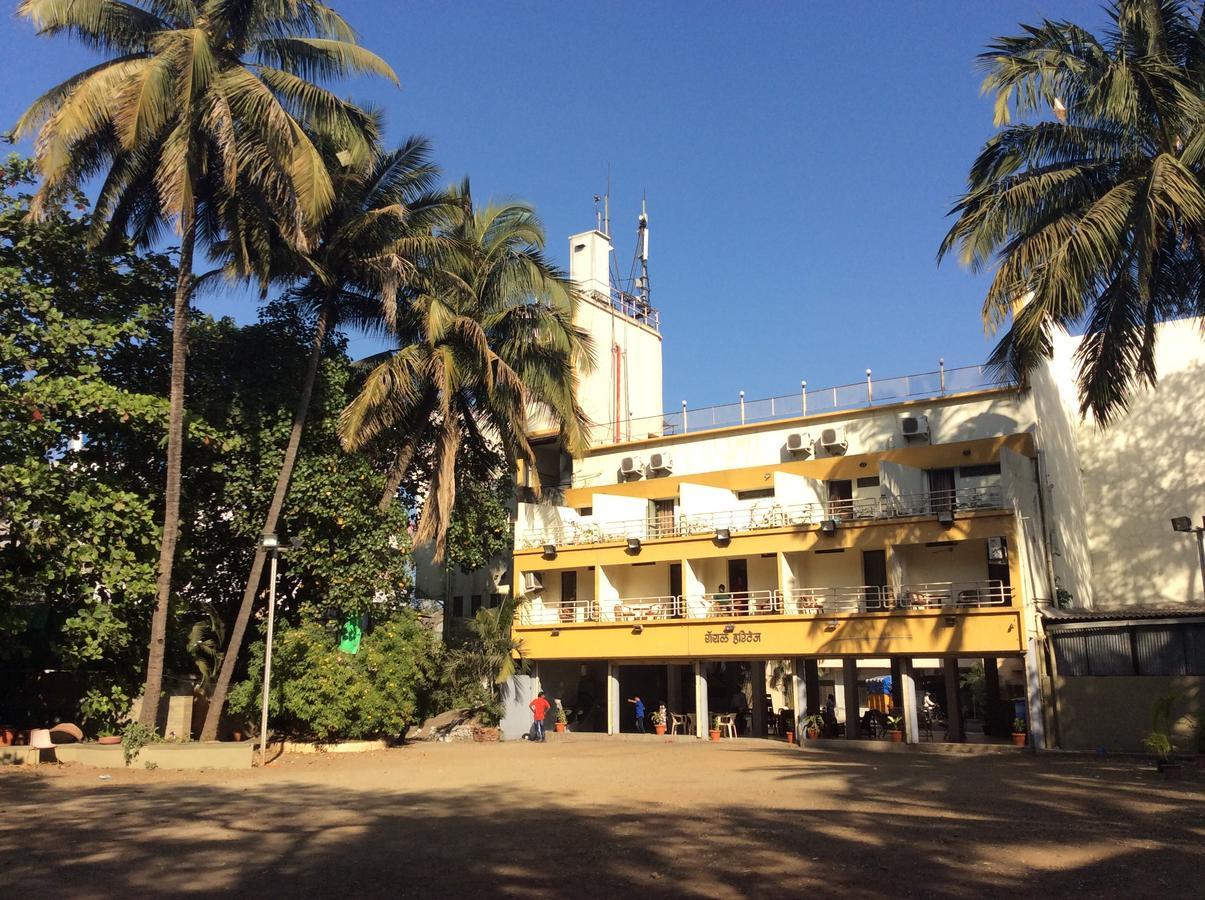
[258, 533, 280, 767]
[1170, 516, 1205, 600]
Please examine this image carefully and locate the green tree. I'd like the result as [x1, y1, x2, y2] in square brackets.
[11, 0, 396, 727]
[200, 139, 443, 741]
[339, 182, 594, 559]
[445, 601, 526, 724]
[940, 0, 1205, 424]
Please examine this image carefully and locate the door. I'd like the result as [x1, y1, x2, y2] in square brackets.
[650, 498, 677, 538]
[986, 538, 1011, 604]
[862, 550, 888, 608]
[827, 479, 853, 519]
[669, 563, 683, 617]
[727, 559, 749, 612]
[561, 571, 578, 621]
[928, 468, 956, 514]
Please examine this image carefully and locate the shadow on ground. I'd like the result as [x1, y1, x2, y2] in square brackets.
[1, 742, 1202, 898]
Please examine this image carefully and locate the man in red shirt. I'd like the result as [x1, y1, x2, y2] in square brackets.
[529, 691, 551, 742]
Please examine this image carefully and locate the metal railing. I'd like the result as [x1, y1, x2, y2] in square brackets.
[517, 581, 1012, 625]
[516, 486, 1006, 550]
[586, 363, 1011, 447]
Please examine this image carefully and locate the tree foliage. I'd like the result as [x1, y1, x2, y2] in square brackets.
[941, 0, 1205, 425]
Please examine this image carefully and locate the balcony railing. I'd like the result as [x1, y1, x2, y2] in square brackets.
[586, 363, 1010, 447]
[516, 486, 1005, 550]
[516, 581, 1012, 625]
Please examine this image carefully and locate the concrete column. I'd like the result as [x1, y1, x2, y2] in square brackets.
[666, 664, 682, 717]
[900, 658, 919, 744]
[694, 661, 709, 739]
[804, 659, 820, 715]
[943, 659, 965, 742]
[790, 657, 806, 739]
[842, 658, 860, 740]
[889, 657, 904, 713]
[750, 660, 767, 737]
[606, 662, 619, 736]
[1023, 637, 1048, 749]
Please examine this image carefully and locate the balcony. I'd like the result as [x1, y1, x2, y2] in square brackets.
[516, 486, 1005, 551]
[517, 580, 1011, 626]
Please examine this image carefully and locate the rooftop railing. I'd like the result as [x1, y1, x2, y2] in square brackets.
[586, 363, 1010, 448]
[516, 486, 1006, 550]
[516, 581, 1012, 625]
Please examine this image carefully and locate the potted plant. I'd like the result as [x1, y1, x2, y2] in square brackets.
[785, 726, 795, 745]
[1145, 694, 1183, 776]
[555, 708, 567, 734]
[709, 716, 721, 742]
[886, 714, 905, 742]
[650, 709, 666, 736]
[801, 713, 825, 741]
[1011, 717, 1027, 747]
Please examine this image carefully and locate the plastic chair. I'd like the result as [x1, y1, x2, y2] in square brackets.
[716, 714, 738, 738]
[669, 713, 688, 735]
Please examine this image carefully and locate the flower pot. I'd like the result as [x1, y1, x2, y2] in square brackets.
[709, 729, 721, 742]
[806, 728, 819, 741]
[1162, 762, 1184, 779]
[785, 731, 795, 745]
[1011, 732, 1027, 747]
[888, 730, 904, 743]
[554, 722, 566, 733]
[97, 736, 121, 746]
[0, 726, 14, 746]
[654, 724, 666, 736]
[230, 730, 244, 742]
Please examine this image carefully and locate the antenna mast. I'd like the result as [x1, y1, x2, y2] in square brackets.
[636, 196, 650, 311]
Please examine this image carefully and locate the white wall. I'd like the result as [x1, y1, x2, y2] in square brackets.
[774, 471, 824, 507]
[892, 541, 991, 586]
[606, 562, 673, 599]
[792, 549, 863, 588]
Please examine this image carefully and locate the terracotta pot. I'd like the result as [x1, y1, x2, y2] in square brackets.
[555, 722, 566, 733]
[889, 730, 904, 743]
[806, 728, 820, 740]
[230, 730, 244, 742]
[654, 724, 666, 735]
[1011, 732, 1027, 747]
[97, 736, 121, 746]
[785, 731, 795, 745]
[0, 727, 14, 746]
[709, 729, 721, 742]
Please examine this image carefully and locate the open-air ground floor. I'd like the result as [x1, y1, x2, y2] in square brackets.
[3, 739, 1201, 897]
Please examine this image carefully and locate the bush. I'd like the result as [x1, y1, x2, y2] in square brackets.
[229, 611, 447, 741]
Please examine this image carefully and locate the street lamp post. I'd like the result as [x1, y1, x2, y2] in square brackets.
[1170, 516, 1205, 600]
[259, 533, 279, 767]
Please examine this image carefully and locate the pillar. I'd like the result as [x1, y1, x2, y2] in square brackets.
[1023, 637, 1048, 749]
[666, 664, 682, 716]
[790, 657, 806, 739]
[804, 659, 820, 716]
[750, 660, 767, 737]
[943, 659, 964, 742]
[606, 662, 619, 736]
[842, 658, 860, 739]
[889, 657, 904, 713]
[694, 661, 709, 739]
[900, 657, 919, 744]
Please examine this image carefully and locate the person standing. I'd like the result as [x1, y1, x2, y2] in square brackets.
[529, 691, 551, 742]
[627, 695, 646, 733]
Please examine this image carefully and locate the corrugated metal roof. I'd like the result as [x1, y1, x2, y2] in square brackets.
[1042, 605, 1205, 625]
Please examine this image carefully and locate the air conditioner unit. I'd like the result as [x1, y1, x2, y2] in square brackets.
[819, 426, 848, 455]
[521, 571, 544, 593]
[901, 414, 930, 440]
[619, 456, 644, 479]
[785, 432, 812, 456]
[647, 451, 673, 475]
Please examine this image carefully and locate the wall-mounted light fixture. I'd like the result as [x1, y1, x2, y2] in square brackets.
[542, 543, 557, 559]
[626, 536, 642, 552]
[821, 519, 837, 535]
[824, 619, 839, 632]
[723, 624, 735, 633]
[632, 624, 644, 634]
[550, 629, 560, 637]
[715, 527, 731, 544]
[943, 615, 957, 627]
[938, 510, 954, 528]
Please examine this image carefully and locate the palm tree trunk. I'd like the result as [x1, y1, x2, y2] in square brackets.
[199, 298, 334, 741]
[377, 437, 417, 511]
[138, 206, 197, 729]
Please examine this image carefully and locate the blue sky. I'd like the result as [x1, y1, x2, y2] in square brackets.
[1, 1, 1110, 409]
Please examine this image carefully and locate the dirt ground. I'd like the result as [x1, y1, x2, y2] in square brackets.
[1, 737, 1202, 898]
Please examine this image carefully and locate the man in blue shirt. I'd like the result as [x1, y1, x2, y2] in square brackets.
[627, 695, 646, 733]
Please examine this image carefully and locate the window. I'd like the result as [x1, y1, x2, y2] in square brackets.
[736, 487, 775, 501]
[452, 596, 464, 618]
[489, 593, 502, 608]
[958, 463, 1002, 478]
[855, 476, 880, 490]
[577, 506, 593, 517]
[471, 594, 483, 614]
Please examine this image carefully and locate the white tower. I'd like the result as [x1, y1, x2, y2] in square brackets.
[567, 221, 663, 444]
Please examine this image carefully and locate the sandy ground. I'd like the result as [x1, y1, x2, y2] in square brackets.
[1, 737, 1203, 898]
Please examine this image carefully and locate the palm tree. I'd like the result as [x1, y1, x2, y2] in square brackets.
[12, 0, 396, 727]
[939, 0, 1205, 425]
[199, 137, 445, 741]
[338, 182, 594, 561]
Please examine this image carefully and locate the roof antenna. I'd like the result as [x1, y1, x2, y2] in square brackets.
[593, 193, 602, 232]
[603, 163, 611, 237]
[637, 194, 650, 310]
